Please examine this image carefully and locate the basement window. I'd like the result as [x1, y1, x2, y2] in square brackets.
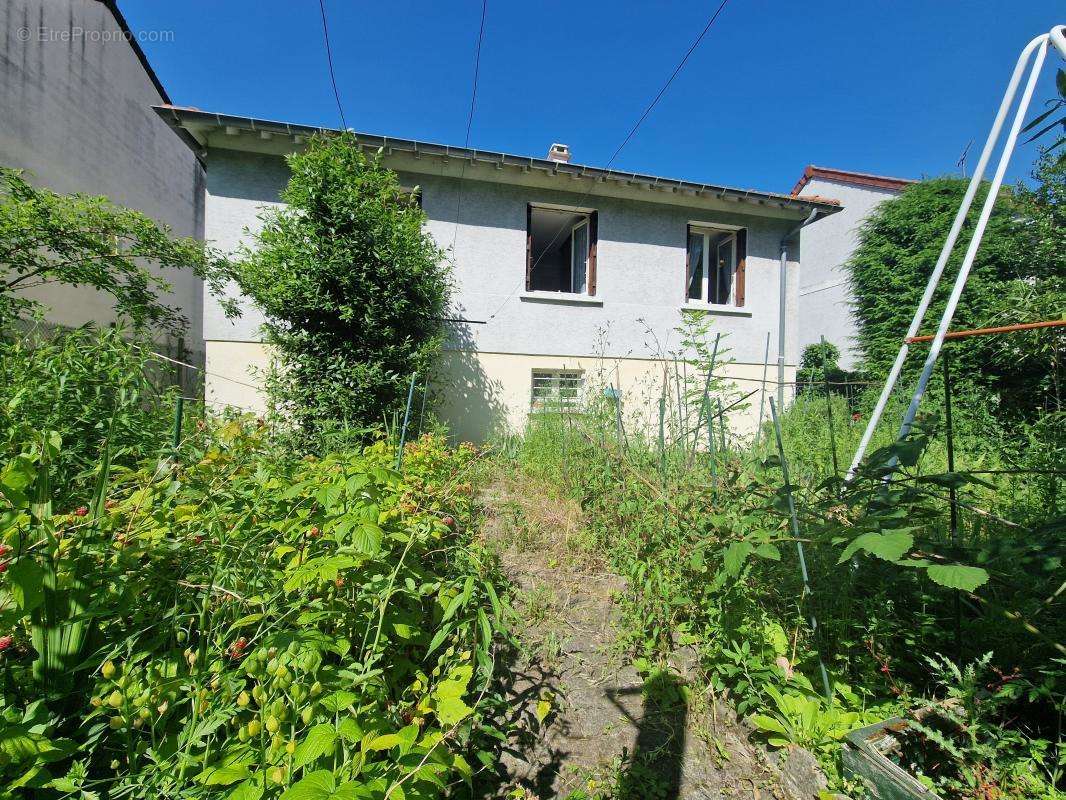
[686, 226, 747, 306]
[526, 205, 598, 295]
[531, 369, 584, 413]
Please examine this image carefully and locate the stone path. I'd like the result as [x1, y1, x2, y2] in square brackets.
[473, 473, 818, 800]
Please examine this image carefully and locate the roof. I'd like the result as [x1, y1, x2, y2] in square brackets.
[154, 105, 843, 220]
[792, 165, 916, 196]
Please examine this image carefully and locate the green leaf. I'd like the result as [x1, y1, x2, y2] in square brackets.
[319, 691, 358, 713]
[722, 541, 754, 577]
[751, 714, 789, 737]
[838, 531, 913, 564]
[351, 523, 383, 555]
[753, 543, 781, 561]
[8, 559, 44, 612]
[435, 695, 473, 727]
[926, 564, 989, 592]
[293, 724, 337, 770]
[279, 771, 367, 800]
[535, 699, 552, 724]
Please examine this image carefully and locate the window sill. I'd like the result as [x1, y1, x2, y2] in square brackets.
[520, 292, 603, 307]
[680, 303, 753, 317]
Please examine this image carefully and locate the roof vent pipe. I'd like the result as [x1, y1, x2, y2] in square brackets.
[547, 143, 571, 163]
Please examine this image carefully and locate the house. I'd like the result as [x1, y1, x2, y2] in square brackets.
[0, 0, 205, 363]
[792, 166, 916, 369]
[156, 106, 842, 442]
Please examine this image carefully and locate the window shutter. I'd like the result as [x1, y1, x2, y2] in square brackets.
[525, 204, 533, 291]
[587, 211, 598, 296]
[735, 228, 747, 307]
[685, 224, 694, 297]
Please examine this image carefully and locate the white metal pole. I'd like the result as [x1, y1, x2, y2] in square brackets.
[844, 30, 1058, 481]
[894, 37, 1050, 443]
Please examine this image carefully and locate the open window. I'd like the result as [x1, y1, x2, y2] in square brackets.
[526, 205, 598, 295]
[531, 369, 584, 413]
[686, 226, 746, 306]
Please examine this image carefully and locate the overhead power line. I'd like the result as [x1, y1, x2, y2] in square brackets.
[451, 0, 490, 252]
[317, 0, 348, 130]
[484, 0, 733, 321]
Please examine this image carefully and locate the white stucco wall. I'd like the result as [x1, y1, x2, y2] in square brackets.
[796, 178, 901, 370]
[200, 146, 815, 440]
[0, 0, 205, 357]
[204, 149, 804, 368]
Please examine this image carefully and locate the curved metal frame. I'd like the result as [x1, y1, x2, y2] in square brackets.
[845, 25, 1066, 481]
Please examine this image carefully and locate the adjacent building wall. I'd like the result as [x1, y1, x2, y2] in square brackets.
[795, 177, 902, 369]
[201, 147, 803, 439]
[0, 0, 205, 358]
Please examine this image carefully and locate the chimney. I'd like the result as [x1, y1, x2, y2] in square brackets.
[547, 143, 571, 164]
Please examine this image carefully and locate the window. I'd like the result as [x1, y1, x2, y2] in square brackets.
[686, 226, 746, 306]
[526, 205, 598, 295]
[531, 369, 584, 413]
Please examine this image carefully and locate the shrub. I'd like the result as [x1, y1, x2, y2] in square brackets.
[0, 324, 179, 504]
[847, 155, 1064, 424]
[0, 167, 236, 333]
[0, 424, 504, 796]
[235, 134, 451, 452]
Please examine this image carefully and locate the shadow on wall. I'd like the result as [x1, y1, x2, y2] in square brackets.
[434, 321, 509, 443]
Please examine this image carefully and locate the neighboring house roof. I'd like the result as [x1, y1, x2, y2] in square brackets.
[791, 165, 916, 196]
[155, 105, 843, 221]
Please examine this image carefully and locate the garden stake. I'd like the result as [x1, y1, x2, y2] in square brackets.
[674, 357, 684, 448]
[769, 397, 833, 701]
[696, 333, 721, 458]
[416, 377, 430, 437]
[755, 331, 771, 446]
[703, 394, 718, 490]
[716, 398, 726, 452]
[171, 395, 184, 454]
[658, 380, 667, 480]
[821, 336, 839, 477]
[943, 350, 962, 664]
[610, 384, 626, 449]
[394, 373, 418, 471]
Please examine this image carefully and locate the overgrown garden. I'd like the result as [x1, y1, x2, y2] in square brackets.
[0, 145, 507, 799]
[511, 153, 1064, 799]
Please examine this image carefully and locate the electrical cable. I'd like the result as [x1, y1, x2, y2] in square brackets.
[482, 0, 733, 322]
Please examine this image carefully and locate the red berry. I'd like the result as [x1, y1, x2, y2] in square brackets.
[74, 506, 89, 517]
[442, 516, 455, 528]
[0, 544, 11, 557]
[0, 635, 12, 651]
[309, 526, 321, 538]
[0, 561, 8, 574]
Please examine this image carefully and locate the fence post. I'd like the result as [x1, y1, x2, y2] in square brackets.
[770, 397, 833, 701]
[395, 373, 418, 471]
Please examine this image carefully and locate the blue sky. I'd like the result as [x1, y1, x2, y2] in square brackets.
[123, 0, 1063, 195]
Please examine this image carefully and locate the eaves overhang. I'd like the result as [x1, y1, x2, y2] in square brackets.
[155, 105, 843, 221]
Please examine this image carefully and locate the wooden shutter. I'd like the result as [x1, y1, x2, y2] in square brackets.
[587, 211, 598, 296]
[525, 204, 533, 291]
[735, 228, 747, 307]
[685, 224, 694, 298]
